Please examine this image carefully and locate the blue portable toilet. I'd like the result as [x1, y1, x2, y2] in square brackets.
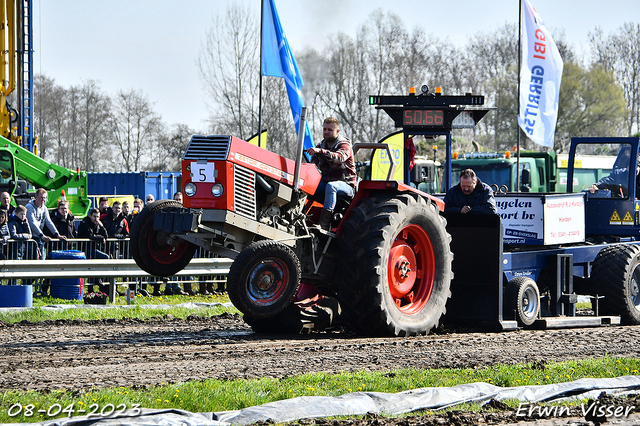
[48, 250, 86, 300]
[0, 285, 33, 307]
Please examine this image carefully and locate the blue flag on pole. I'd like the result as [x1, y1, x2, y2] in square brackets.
[262, 0, 314, 151]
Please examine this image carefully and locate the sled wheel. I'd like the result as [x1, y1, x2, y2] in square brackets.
[130, 199, 197, 277]
[592, 244, 640, 324]
[227, 240, 301, 318]
[338, 193, 452, 336]
[504, 276, 540, 327]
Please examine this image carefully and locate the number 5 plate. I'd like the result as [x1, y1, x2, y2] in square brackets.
[191, 162, 216, 183]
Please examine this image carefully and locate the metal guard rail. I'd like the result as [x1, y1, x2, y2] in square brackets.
[0, 258, 233, 280]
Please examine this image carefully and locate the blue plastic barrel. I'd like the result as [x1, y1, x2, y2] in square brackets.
[0, 285, 33, 307]
[48, 250, 86, 300]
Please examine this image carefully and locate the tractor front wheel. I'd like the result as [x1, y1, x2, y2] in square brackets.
[227, 240, 301, 318]
[130, 200, 197, 277]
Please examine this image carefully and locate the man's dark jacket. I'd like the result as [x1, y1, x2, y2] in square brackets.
[443, 179, 497, 214]
[77, 216, 108, 243]
[102, 213, 129, 239]
[45, 210, 76, 238]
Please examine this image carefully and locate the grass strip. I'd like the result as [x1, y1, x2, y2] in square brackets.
[0, 357, 638, 423]
[0, 294, 239, 323]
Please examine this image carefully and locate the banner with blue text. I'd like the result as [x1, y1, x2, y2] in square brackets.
[518, 0, 563, 148]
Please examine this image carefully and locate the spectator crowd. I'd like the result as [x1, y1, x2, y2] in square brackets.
[0, 190, 220, 297]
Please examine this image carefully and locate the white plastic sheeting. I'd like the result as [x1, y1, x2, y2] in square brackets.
[20, 375, 640, 426]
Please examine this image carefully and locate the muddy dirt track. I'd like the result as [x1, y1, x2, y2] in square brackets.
[1, 314, 639, 425]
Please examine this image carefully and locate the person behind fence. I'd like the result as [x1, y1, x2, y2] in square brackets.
[45, 200, 76, 247]
[0, 191, 15, 216]
[444, 168, 497, 215]
[78, 208, 109, 293]
[98, 196, 110, 216]
[103, 201, 129, 245]
[26, 188, 67, 260]
[122, 200, 131, 218]
[7, 205, 37, 285]
[127, 197, 149, 295]
[0, 209, 9, 260]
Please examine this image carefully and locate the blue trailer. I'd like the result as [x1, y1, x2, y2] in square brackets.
[372, 91, 640, 331]
[87, 171, 182, 201]
[442, 137, 640, 330]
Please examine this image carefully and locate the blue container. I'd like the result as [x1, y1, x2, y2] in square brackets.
[48, 250, 86, 300]
[0, 285, 33, 307]
[87, 171, 182, 201]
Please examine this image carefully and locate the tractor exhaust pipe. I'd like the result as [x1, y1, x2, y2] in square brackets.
[293, 107, 307, 193]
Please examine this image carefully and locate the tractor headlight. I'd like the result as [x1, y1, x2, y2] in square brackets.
[184, 182, 197, 197]
[211, 183, 224, 197]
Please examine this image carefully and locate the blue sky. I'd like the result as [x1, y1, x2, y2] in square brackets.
[33, 0, 639, 132]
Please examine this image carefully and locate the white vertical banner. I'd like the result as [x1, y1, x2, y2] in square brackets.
[518, 0, 564, 148]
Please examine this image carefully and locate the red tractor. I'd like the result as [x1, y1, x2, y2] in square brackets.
[130, 91, 489, 336]
[129, 134, 451, 336]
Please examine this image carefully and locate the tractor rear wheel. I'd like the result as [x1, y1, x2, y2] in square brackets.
[130, 200, 197, 277]
[504, 276, 540, 327]
[592, 244, 640, 324]
[227, 240, 301, 319]
[338, 193, 452, 336]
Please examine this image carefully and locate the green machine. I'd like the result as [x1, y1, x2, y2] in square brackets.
[0, 136, 91, 218]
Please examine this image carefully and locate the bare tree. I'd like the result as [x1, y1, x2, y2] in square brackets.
[75, 80, 111, 172]
[197, 2, 258, 140]
[110, 89, 163, 171]
[464, 24, 519, 149]
[555, 63, 627, 151]
[148, 123, 197, 172]
[33, 74, 59, 161]
[590, 23, 640, 135]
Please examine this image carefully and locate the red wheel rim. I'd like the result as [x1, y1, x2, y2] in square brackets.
[247, 257, 290, 306]
[146, 229, 191, 264]
[387, 224, 435, 315]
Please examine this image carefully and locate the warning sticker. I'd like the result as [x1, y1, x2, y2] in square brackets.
[610, 210, 622, 225]
[622, 210, 634, 225]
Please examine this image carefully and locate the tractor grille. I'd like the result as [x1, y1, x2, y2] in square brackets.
[234, 165, 257, 220]
[183, 135, 231, 160]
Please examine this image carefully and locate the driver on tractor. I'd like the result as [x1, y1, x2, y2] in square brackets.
[307, 117, 357, 230]
[589, 148, 640, 198]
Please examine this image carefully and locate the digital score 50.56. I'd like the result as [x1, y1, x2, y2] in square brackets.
[402, 109, 444, 127]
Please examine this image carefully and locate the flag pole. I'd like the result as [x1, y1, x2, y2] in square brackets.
[516, 0, 522, 192]
[258, 0, 264, 149]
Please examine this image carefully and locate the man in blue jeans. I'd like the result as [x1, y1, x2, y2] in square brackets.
[307, 117, 357, 231]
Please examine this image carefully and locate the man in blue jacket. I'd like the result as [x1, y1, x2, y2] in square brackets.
[444, 168, 497, 214]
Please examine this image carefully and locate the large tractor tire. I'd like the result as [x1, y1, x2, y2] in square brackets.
[591, 244, 640, 324]
[227, 240, 301, 319]
[338, 193, 453, 337]
[130, 200, 197, 277]
[504, 276, 540, 327]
